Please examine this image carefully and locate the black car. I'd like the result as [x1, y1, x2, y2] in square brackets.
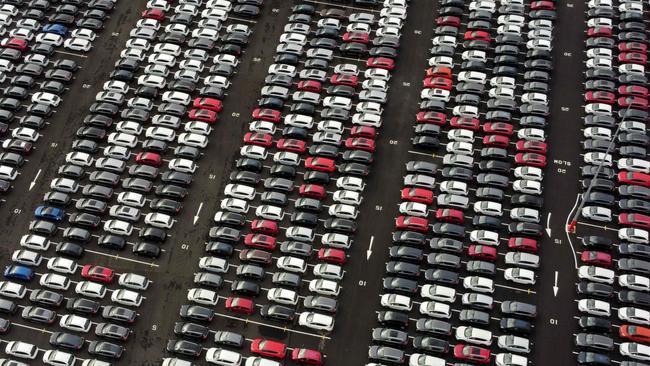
[29, 289, 64, 307]
[230, 280, 260, 296]
[214, 331, 244, 348]
[88, 341, 124, 359]
[578, 316, 611, 333]
[173, 322, 210, 340]
[95, 322, 130, 341]
[576, 282, 613, 299]
[382, 277, 418, 294]
[179, 304, 214, 323]
[377, 311, 409, 329]
[49, 332, 84, 350]
[500, 317, 532, 334]
[412, 336, 448, 354]
[260, 304, 295, 322]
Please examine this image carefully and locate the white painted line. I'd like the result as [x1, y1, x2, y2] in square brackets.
[84, 249, 160, 267]
[212, 312, 331, 340]
[55, 50, 88, 58]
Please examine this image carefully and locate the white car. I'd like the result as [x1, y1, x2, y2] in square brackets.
[20, 234, 50, 251]
[328, 204, 359, 220]
[474, 201, 502, 216]
[578, 265, 614, 284]
[619, 274, 650, 292]
[620, 343, 650, 361]
[399, 202, 428, 217]
[420, 284, 456, 303]
[75, 281, 107, 299]
[581, 206, 612, 222]
[4, 341, 38, 360]
[221, 198, 249, 214]
[380, 293, 412, 311]
[0, 281, 26, 298]
[267, 288, 298, 306]
[60, 315, 91, 333]
[12, 127, 39, 142]
[498, 335, 531, 354]
[510, 207, 540, 223]
[313, 264, 344, 280]
[35, 33, 63, 46]
[332, 190, 362, 205]
[495, 353, 528, 366]
[276, 256, 307, 273]
[455, 326, 493, 346]
[205, 348, 242, 366]
[618, 158, 650, 174]
[619, 228, 649, 244]
[513, 180, 542, 195]
[514, 167, 543, 181]
[419, 301, 451, 319]
[578, 298, 610, 317]
[73, 28, 97, 41]
[112, 289, 143, 307]
[118, 273, 150, 291]
[463, 276, 494, 293]
[64, 38, 92, 52]
[32, 92, 61, 107]
[168, 158, 197, 174]
[619, 307, 650, 325]
[187, 288, 218, 306]
[298, 312, 334, 332]
[12, 249, 42, 266]
[40, 273, 70, 291]
[504, 268, 537, 285]
[309, 279, 340, 297]
[47, 257, 76, 274]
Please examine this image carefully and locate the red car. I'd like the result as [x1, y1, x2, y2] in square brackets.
[619, 52, 647, 65]
[450, 116, 480, 130]
[2, 38, 27, 51]
[299, 184, 326, 200]
[581, 251, 612, 267]
[435, 208, 464, 225]
[436, 15, 460, 27]
[454, 344, 490, 364]
[531, 0, 555, 9]
[619, 42, 647, 53]
[618, 85, 648, 98]
[366, 57, 395, 70]
[135, 152, 162, 167]
[318, 248, 346, 264]
[401, 187, 434, 204]
[244, 234, 277, 250]
[619, 213, 650, 229]
[351, 126, 376, 139]
[516, 140, 547, 154]
[305, 157, 335, 172]
[423, 77, 453, 90]
[342, 31, 369, 44]
[464, 31, 490, 42]
[395, 216, 429, 233]
[252, 108, 281, 122]
[188, 109, 218, 123]
[193, 97, 222, 112]
[587, 27, 612, 37]
[620, 325, 650, 344]
[251, 339, 287, 359]
[251, 219, 278, 235]
[618, 96, 648, 109]
[225, 297, 254, 315]
[515, 153, 547, 167]
[345, 137, 375, 152]
[585, 91, 615, 104]
[618, 171, 650, 187]
[330, 73, 358, 87]
[297, 80, 322, 93]
[141, 8, 165, 20]
[508, 237, 538, 253]
[483, 122, 513, 136]
[416, 111, 446, 125]
[468, 245, 497, 261]
[483, 135, 509, 148]
[426, 66, 452, 79]
[291, 348, 323, 365]
[243, 132, 273, 147]
[276, 138, 306, 153]
[80, 265, 114, 284]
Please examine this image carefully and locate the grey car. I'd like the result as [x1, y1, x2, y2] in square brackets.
[303, 296, 338, 314]
[213, 331, 244, 348]
[575, 333, 614, 351]
[368, 346, 404, 364]
[371, 328, 408, 346]
[501, 301, 537, 318]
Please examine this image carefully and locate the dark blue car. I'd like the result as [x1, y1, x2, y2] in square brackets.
[4, 265, 33, 281]
[42, 23, 68, 36]
[34, 205, 65, 221]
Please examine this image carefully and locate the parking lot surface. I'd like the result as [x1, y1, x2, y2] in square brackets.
[0, 0, 645, 366]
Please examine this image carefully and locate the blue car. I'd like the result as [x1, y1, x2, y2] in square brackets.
[34, 205, 65, 221]
[4, 265, 33, 281]
[42, 23, 68, 36]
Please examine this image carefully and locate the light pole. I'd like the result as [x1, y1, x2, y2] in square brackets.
[566, 104, 632, 233]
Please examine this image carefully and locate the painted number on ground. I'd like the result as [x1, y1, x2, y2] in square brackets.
[208, 174, 217, 180]
[13, 208, 21, 214]
[253, 57, 262, 62]
[359, 280, 366, 286]
[389, 140, 398, 145]
[413, 30, 422, 35]
[402, 82, 411, 87]
[82, 84, 91, 89]
[549, 318, 558, 325]
[151, 325, 157, 331]
[561, 107, 570, 111]
[50, 142, 58, 148]
[563, 52, 572, 57]
[181, 244, 189, 250]
[231, 112, 241, 117]
[375, 206, 382, 211]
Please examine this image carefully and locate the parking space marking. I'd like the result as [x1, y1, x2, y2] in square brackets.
[303, 0, 381, 12]
[12, 321, 54, 334]
[84, 249, 160, 267]
[212, 312, 331, 340]
[54, 50, 88, 59]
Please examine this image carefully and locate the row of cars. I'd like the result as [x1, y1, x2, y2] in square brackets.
[366, 0, 557, 365]
[0, 0, 261, 364]
[162, 0, 411, 365]
[0, 0, 117, 197]
[574, 0, 650, 364]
